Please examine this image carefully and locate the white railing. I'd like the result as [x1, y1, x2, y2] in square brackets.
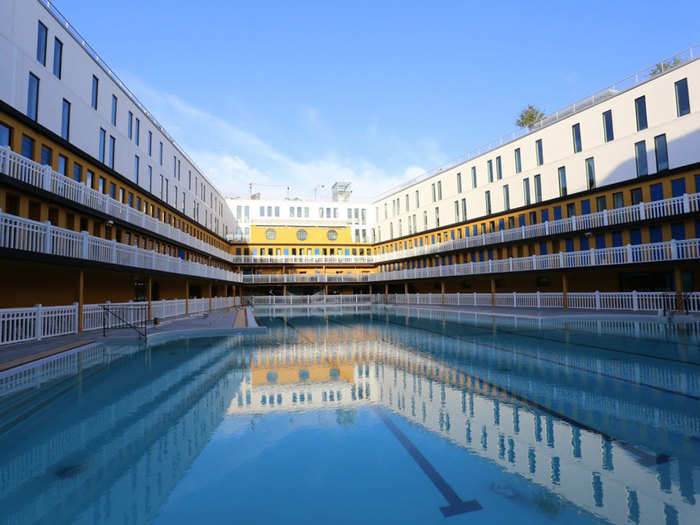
[0, 297, 240, 345]
[0, 209, 242, 283]
[242, 238, 700, 284]
[231, 254, 374, 265]
[249, 295, 371, 306]
[0, 146, 232, 263]
[374, 192, 700, 263]
[374, 44, 699, 200]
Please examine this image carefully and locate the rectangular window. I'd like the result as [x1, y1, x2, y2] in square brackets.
[487, 160, 494, 182]
[109, 182, 116, 199]
[456, 172, 462, 193]
[148, 131, 152, 156]
[558, 166, 567, 197]
[596, 196, 606, 211]
[86, 170, 94, 189]
[128, 111, 133, 140]
[73, 163, 82, 183]
[27, 73, 39, 121]
[57, 154, 66, 174]
[134, 155, 139, 184]
[431, 183, 436, 202]
[461, 198, 467, 220]
[496, 156, 502, 180]
[535, 139, 543, 166]
[654, 134, 669, 172]
[98, 177, 105, 193]
[471, 166, 477, 188]
[675, 78, 690, 116]
[135, 118, 140, 145]
[534, 174, 542, 203]
[523, 177, 531, 205]
[415, 189, 419, 208]
[434, 207, 440, 227]
[61, 99, 71, 140]
[585, 157, 595, 189]
[37, 22, 47, 65]
[514, 148, 521, 173]
[454, 200, 459, 221]
[634, 140, 648, 177]
[148, 166, 153, 192]
[572, 123, 582, 153]
[99, 128, 106, 163]
[0, 123, 10, 147]
[437, 181, 442, 200]
[111, 95, 117, 126]
[485, 191, 491, 215]
[21, 135, 35, 160]
[40, 145, 51, 165]
[159, 142, 163, 165]
[613, 192, 624, 208]
[630, 188, 643, 205]
[52, 38, 62, 78]
[108, 135, 115, 169]
[503, 184, 510, 210]
[634, 96, 647, 131]
[91, 75, 99, 110]
[602, 110, 614, 142]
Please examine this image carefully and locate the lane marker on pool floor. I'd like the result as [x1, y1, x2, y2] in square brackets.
[374, 407, 482, 518]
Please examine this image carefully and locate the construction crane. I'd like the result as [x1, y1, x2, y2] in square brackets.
[248, 183, 291, 199]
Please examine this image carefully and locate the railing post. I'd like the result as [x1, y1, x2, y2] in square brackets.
[544, 222, 549, 235]
[595, 291, 601, 310]
[670, 238, 678, 260]
[590, 248, 595, 266]
[639, 202, 645, 221]
[632, 290, 639, 311]
[43, 221, 52, 254]
[35, 304, 43, 341]
[683, 193, 690, 213]
[80, 230, 89, 259]
[41, 165, 52, 191]
[558, 252, 564, 268]
[536, 291, 541, 308]
[513, 291, 517, 307]
[73, 302, 79, 334]
[111, 239, 117, 263]
[603, 209, 609, 226]
[626, 244, 632, 263]
[570, 215, 576, 231]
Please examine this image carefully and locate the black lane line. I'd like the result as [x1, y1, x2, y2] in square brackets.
[325, 316, 672, 467]
[374, 407, 482, 518]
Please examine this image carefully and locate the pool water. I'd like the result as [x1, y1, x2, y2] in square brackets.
[0, 308, 698, 524]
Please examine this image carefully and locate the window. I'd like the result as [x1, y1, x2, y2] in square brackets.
[432, 183, 436, 202]
[634, 140, 648, 177]
[437, 181, 442, 200]
[675, 78, 690, 116]
[296, 229, 308, 241]
[484, 191, 491, 215]
[503, 185, 510, 210]
[634, 96, 647, 131]
[655, 134, 669, 172]
[523, 178, 531, 205]
[159, 142, 163, 165]
[52, 38, 62, 78]
[27, 73, 39, 121]
[535, 139, 543, 166]
[109, 182, 116, 199]
[134, 155, 139, 184]
[461, 198, 467, 220]
[148, 166, 152, 192]
[61, 99, 71, 140]
[99, 128, 106, 163]
[602, 110, 614, 142]
[487, 159, 494, 182]
[128, 111, 133, 140]
[108, 135, 115, 169]
[98, 176, 105, 193]
[454, 200, 459, 221]
[557, 167, 567, 197]
[0, 123, 10, 147]
[266, 228, 277, 241]
[534, 174, 542, 203]
[613, 192, 624, 208]
[73, 163, 82, 183]
[585, 157, 595, 190]
[630, 188, 643, 205]
[415, 190, 419, 208]
[37, 22, 47, 65]
[496, 156, 502, 180]
[457, 172, 462, 193]
[57, 154, 66, 174]
[135, 118, 140, 145]
[111, 95, 117, 126]
[40, 145, 51, 165]
[21, 135, 35, 160]
[91, 75, 99, 110]
[572, 123, 582, 153]
[86, 170, 94, 189]
[596, 196, 606, 211]
[434, 207, 440, 227]
[514, 148, 522, 173]
[148, 131, 152, 156]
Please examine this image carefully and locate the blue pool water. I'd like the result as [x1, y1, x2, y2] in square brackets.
[0, 307, 698, 524]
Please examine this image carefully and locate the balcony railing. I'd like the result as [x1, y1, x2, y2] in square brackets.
[0, 146, 231, 263]
[232, 254, 374, 265]
[0, 209, 241, 283]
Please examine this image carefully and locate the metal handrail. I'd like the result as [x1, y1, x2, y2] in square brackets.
[101, 304, 147, 339]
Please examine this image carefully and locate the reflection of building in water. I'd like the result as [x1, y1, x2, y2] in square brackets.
[0, 337, 250, 525]
[228, 334, 698, 525]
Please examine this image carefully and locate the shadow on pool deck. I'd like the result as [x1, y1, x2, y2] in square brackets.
[0, 307, 257, 372]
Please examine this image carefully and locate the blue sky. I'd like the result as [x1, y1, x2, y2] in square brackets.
[56, 0, 698, 200]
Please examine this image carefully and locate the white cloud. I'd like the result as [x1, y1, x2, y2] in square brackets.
[123, 73, 431, 201]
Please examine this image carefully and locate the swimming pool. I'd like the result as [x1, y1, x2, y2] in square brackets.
[0, 307, 697, 524]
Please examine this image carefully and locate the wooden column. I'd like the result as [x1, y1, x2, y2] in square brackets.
[185, 280, 189, 314]
[283, 284, 287, 296]
[441, 280, 446, 304]
[404, 282, 409, 294]
[490, 278, 496, 307]
[77, 269, 84, 332]
[674, 266, 684, 312]
[562, 272, 569, 309]
[147, 277, 152, 320]
[208, 282, 213, 312]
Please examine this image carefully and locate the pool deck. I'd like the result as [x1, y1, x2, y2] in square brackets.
[0, 307, 257, 372]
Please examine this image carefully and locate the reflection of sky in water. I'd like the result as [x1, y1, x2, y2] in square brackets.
[0, 311, 697, 524]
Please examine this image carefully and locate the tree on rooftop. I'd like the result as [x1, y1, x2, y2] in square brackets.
[516, 105, 545, 130]
[650, 58, 682, 77]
